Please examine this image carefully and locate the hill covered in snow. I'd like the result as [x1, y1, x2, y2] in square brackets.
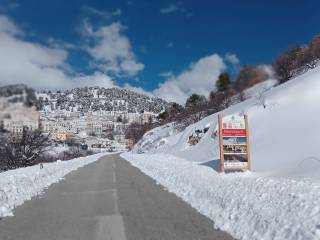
[0, 84, 39, 108]
[131, 66, 320, 176]
[0, 84, 39, 123]
[122, 66, 320, 240]
[37, 87, 168, 114]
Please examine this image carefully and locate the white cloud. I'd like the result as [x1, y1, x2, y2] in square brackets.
[257, 64, 275, 78]
[167, 42, 174, 48]
[153, 54, 226, 104]
[160, 3, 180, 14]
[160, 2, 192, 17]
[0, 15, 21, 35]
[0, 15, 118, 91]
[83, 5, 122, 18]
[74, 71, 116, 88]
[82, 21, 144, 76]
[112, 9, 122, 16]
[159, 71, 174, 78]
[0, 1, 20, 12]
[225, 52, 240, 73]
[124, 83, 154, 97]
[46, 37, 75, 50]
[225, 53, 239, 65]
[7, 2, 19, 9]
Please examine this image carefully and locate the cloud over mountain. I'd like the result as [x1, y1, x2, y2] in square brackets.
[81, 21, 144, 76]
[0, 15, 125, 90]
[153, 54, 227, 104]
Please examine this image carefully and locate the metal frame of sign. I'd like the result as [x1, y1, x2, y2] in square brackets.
[218, 113, 252, 172]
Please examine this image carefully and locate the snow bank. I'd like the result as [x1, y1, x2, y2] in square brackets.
[0, 152, 111, 217]
[44, 145, 69, 157]
[122, 152, 320, 240]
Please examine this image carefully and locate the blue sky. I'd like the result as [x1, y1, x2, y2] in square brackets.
[0, 0, 319, 104]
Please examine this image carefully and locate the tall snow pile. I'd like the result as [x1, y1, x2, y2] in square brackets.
[122, 67, 320, 240]
[0, 152, 110, 217]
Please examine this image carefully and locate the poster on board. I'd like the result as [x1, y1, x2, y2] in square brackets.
[218, 114, 251, 172]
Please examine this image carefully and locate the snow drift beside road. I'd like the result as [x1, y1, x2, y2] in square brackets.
[0, 153, 110, 217]
[122, 66, 320, 239]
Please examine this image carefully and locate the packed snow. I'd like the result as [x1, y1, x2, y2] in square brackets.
[0, 152, 111, 218]
[122, 66, 320, 240]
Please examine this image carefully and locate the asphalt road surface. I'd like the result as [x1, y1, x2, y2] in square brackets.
[0, 154, 234, 240]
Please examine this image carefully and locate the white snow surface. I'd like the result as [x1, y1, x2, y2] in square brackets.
[243, 78, 278, 99]
[0, 152, 112, 218]
[121, 67, 320, 240]
[44, 145, 69, 157]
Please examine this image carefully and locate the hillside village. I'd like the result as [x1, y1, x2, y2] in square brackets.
[0, 85, 168, 152]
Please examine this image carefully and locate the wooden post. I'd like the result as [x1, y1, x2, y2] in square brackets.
[218, 113, 225, 172]
[244, 114, 252, 171]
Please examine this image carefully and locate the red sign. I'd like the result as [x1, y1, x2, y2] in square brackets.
[222, 129, 246, 136]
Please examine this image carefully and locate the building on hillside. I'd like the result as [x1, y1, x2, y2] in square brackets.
[127, 112, 142, 124]
[55, 132, 67, 142]
[2, 108, 39, 134]
[141, 112, 157, 124]
[114, 134, 126, 143]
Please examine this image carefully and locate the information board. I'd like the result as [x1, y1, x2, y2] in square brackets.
[218, 113, 251, 172]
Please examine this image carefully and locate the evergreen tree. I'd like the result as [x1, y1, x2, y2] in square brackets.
[216, 72, 231, 92]
[185, 94, 206, 108]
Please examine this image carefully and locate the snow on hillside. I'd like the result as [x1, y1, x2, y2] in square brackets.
[0, 153, 112, 218]
[37, 87, 168, 114]
[122, 67, 320, 240]
[243, 79, 277, 99]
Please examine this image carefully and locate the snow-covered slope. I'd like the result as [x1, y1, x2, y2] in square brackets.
[122, 67, 320, 240]
[132, 67, 320, 176]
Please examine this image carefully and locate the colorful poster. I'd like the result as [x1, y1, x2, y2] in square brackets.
[218, 114, 251, 171]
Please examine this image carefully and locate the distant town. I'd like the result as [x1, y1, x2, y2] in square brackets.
[0, 85, 168, 152]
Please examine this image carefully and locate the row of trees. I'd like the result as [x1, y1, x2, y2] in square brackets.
[273, 35, 320, 83]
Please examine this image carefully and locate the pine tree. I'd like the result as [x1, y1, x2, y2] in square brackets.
[185, 94, 206, 108]
[216, 72, 231, 92]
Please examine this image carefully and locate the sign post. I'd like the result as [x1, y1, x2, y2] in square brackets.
[218, 113, 251, 172]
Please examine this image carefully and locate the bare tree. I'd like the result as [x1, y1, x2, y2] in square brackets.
[4, 129, 50, 169]
[307, 35, 320, 67]
[256, 91, 267, 109]
[233, 65, 269, 92]
[273, 46, 303, 83]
